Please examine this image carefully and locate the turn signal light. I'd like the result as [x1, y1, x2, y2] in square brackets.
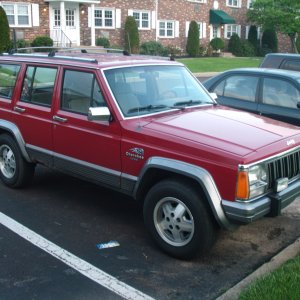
[236, 171, 249, 200]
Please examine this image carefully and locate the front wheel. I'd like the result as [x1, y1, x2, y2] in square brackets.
[0, 134, 35, 188]
[143, 179, 217, 259]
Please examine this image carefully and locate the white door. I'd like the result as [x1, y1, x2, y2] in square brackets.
[49, 3, 80, 46]
[65, 3, 80, 45]
[210, 25, 221, 40]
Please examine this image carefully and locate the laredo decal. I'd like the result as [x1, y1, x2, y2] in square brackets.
[126, 147, 145, 161]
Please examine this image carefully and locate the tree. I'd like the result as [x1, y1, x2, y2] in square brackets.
[261, 28, 278, 52]
[0, 6, 10, 53]
[248, 25, 259, 53]
[247, 0, 300, 53]
[124, 16, 139, 54]
[186, 21, 200, 57]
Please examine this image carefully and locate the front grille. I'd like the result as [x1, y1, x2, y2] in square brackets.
[267, 150, 300, 189]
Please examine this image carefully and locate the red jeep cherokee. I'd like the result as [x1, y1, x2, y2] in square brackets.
[1, 49, 300, 259]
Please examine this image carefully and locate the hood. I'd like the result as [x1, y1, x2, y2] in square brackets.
[143, 106, 300, 157]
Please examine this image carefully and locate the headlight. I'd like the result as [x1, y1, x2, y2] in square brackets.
[236, 164, 268, 200]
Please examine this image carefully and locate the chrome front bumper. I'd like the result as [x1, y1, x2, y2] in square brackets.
[222, 178, 300, 224]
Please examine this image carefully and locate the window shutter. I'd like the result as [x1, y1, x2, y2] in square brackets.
[239, 0, 242, 8]
[202, 22, 206, 38]
[238, 25, 241, 37]
[156, 20, 160, 37]
[245, 25, 249, 39]
[128, 9, 133, 16]
[116, 9, 121, 28]
[175, 21, 179, 38]
[88, 7, 91, 27]
[32, 4, 39, 26]
[224, 25, 228, 38]
[151, 11, 156, 29]
[185, 21, 190, 38]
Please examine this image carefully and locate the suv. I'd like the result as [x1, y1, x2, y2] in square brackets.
[260, 53, 300, 72]
[1, 48, 300, 259]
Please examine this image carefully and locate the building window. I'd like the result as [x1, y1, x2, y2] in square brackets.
[225, 24, 240, 39]
[54, 9, 61, 27]
[159, 21, 174, 38]
[2, 3, 31, 27]
[66, 9, 75, 27]
[226, 0, 239, 7]
[94, 8, 114, 28]
[247, 0, 254, 9]
[132, 11, 150, 29]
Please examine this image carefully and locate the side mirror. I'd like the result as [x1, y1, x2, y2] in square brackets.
[88, 107, 111, 122]
[210, 92, 218, 101]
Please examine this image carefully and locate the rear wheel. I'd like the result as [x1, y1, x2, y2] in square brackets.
[143, 179, 217, 259]
[0, 134, 35, 188]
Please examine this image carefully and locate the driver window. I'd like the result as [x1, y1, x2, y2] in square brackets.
[61, 70, 106, 114]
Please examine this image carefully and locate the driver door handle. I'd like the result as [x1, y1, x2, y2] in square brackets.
[53, 115, 68, 123]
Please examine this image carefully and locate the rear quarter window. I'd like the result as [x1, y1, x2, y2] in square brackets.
[0, 63, 20, 99]
[281, 60, 300, 72]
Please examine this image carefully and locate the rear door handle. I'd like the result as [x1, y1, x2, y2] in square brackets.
[53, 115, 68, 123]
[14, 106, 26, 113]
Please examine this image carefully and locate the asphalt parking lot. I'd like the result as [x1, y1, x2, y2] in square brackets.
[1, 166, 300, 300]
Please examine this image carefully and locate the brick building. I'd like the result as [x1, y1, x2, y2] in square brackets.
[0, 0, 292, 53]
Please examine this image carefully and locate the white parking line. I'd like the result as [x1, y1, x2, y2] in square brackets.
[0, 212, 155, 300]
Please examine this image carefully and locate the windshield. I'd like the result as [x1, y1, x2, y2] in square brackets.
[104, 65, 214, 117]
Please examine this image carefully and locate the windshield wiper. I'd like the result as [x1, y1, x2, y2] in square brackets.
[128, 104, 169, 114]
[173, 100, 203, 107]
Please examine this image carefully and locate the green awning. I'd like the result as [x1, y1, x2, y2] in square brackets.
[210, 10, 236, 25]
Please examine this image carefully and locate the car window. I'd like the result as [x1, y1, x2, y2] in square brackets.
[262, 78, 300, 108]
[281, 60, 300, 72]
[21, 66, 57, 106]
[219, 75, 258, 102]
[213, 75, 258, 102]
[104, 65, 213, 117]
[61, 70, 106, 115]
[0, 64, 20, 100]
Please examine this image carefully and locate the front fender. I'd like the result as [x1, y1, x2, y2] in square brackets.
[134, 157, 236, 230]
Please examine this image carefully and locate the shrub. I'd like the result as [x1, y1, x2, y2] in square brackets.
[31, 36, 53, 52]
[186, 20, 200, 57]
[262, 28, 278, 53]
[228, 33, 242, 55]
[140, 41, 168, 56]
[96, 37, 110, 48]
[0, 6, 10, 53]
[124, 16, 139, 54]
[248, 25, 259, 53]
[240, 40, 256, 57]
[210, 38, 225, 52]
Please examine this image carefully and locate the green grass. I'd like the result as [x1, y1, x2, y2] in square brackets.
[177, 57, 262, 73]
[239, 255, 300, 300]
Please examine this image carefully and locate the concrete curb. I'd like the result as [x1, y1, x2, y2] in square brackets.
[216, 237, 300, 300]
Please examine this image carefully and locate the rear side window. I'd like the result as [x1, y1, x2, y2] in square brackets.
[21, 66, 57, 106]
[214, 75, 258, 102]
[262, 78, 300, 108]
[61, 70, 106, 115]
[0, 64, 20, 99]
[281, 60, 300, 72]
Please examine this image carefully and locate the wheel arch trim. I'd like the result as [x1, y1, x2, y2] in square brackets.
[134, 156, 236, 230]
[0, 119, 31, 162]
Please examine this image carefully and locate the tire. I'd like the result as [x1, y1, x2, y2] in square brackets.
[143, 179, 217, 259]
[0, 134, 35, 188]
